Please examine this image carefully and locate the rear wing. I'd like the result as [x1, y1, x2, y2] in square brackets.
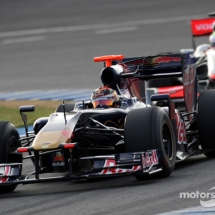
[124, 53, 197, 112]
[121, 54, 183, 79]
[94, 53, 194, 81]
[122, 53, 197, 112]
[95, 53, 197, 112]
[190, 17, 215, 48]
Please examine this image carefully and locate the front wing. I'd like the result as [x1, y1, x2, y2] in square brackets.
[0, 149, 162, 187]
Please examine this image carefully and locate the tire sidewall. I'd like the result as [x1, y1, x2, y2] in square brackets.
[0, 121, 21, 193]
[0, 121, 21, 163]
[124, 107, 176, 177]
[156, 112, 176, 176]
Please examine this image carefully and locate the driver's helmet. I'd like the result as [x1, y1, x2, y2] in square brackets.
[91, 86, 120, 108]
[209, 32, 215, 47]
[193, 44, 210, 58]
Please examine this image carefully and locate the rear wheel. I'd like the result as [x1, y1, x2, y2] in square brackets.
[0, 121, 21, 193]
[124, 107, 176, 180]
[197, 90, 215, 157]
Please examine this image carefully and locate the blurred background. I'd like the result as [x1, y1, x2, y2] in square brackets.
[0, 0, 214, 93]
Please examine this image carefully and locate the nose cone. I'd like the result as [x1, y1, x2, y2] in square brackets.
[32, 129, 72, 150]
[31, 112, 79, 150]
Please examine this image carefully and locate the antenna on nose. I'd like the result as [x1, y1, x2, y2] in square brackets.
[62, 100, 67, 124]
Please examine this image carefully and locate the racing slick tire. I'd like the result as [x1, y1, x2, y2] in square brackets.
[197, 90, 215, 158]
[0, 121, 21, 193]
[124, 107, 176, 180]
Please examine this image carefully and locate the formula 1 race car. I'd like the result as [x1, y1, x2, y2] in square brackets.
[147, 16, 215, 109]
[183, 15, 215, 86]
[1, 53, 215, 193]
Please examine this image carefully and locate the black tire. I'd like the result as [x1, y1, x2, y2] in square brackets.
[0, 121, 21, 193]
[197, 90, 215, 157]
[124, 107, 176, 180]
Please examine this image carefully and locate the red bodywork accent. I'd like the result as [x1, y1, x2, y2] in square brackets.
[129, 78, 146, 102]
[157, 86, 184, 99]
[61, 130, 72, 139]
[63, 143, 75, 149]
[94, 55, 124, 67]
[191, 18, 215, 37]
[210, 74, 215, 80]
[153, 56, 181, 64]
[17, 147, 29, 153]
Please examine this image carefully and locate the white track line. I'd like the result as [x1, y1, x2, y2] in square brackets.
[0, 15, 200, 38]
[1, 36, 45, 45]
[96, 26, 137, 34]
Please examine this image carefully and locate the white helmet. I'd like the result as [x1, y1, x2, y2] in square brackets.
[193, 44, 210, 58]
[209, 32, 215, 46]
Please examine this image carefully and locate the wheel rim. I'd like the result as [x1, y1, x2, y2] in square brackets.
[162, 123, 173, 160]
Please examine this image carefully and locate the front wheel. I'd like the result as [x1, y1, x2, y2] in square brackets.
[0, 121, 22, 193]
[124, 107, 176, 180]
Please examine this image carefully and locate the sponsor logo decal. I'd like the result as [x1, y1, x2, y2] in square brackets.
[101, 159, 141, 175]
[52, 152, 65, 167]
[42, 142, 50, 149]
[184, 64, 195, 87]
[175, 110, 187, 144]
[142, 150, 159, 168]
[0, 166, 11, 183]
[153, 56, 180, 64]
[127, 64, 144, 70]
[195, 23, 214, 31]
[126, 56, 180, 70]
[191, 18, 215, 36]
[100, 150, 159, 175]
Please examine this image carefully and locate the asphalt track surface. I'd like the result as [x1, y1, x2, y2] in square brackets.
[1, 1, 215, 214]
